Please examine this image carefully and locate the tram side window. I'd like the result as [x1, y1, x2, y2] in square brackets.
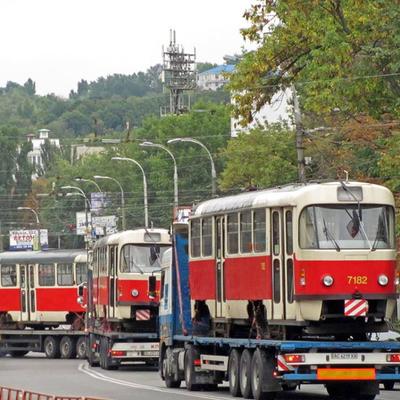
[76, 263, 87, 285]
[191, 219, 201, 258]
[39, 264, 55, 286]
[285, 210, 293, 255]
[1, 265, 17, 287]
[227, 213, 239, 254]
[253, 209, 266, 253]
[272, 212, 280, 255]
[202, 218, 213, 257]
[57, 263, 73, 286]
[240, 211, 252, 253]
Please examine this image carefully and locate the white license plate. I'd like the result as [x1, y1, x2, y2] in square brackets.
[331, 353, 359, 360]
[127, 351, 140, 357]
[144, 351, 159, 357]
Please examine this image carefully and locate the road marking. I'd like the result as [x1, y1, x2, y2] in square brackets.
[78, 363, 227, 400]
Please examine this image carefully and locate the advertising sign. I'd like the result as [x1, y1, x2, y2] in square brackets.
[9, 229, 49, 251]
[76, 212, 92, 236]
[93, 215, 118, 235]
[91, 192, 110, 215]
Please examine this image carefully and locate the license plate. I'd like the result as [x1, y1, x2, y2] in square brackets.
[127, 351, 140, 357]
[331, 353, 359, 360]
[145, 351, 159, 357]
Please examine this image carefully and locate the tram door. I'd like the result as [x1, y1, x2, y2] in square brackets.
[215, 216, 226, 318]
[108, 245, 117, 319]
[271, 208, 296, 321]
[20, 264, 37, 322]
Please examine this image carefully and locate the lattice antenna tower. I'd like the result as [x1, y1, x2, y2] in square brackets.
[161, 30, 196, 116]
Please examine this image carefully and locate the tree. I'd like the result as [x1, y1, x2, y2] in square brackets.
[219, 125, 297, 190]
[23, 78, 36, 96]
[229, 0, 400, 124]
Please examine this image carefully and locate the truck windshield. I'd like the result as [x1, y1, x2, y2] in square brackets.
[299, 204, 395, 250]
[120, 244, 170, 273]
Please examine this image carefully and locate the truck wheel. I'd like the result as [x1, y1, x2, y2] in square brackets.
[383, 381, 395, 390]
[44, 336, 61, 359]
[184, 345, 200, 391]
[87, 334, 99, 367]
[240, 349, 253, 399]
[228, 349, 242, 397]
[326, 383, 377, 400]
[100, 337, 117, 370]
[60, 336, 77, 359]
[251, 349, 276, 400]
[76, 336, 87, 359]
[163, 348, 181, 388]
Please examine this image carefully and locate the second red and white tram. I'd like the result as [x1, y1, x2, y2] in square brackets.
[188, 181, 399, 339]
[0, 249, 87, 329]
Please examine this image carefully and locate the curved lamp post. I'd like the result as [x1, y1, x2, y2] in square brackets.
[94, 175, 126, 230]
[17, 207, 40, 250]
[167, 137, 217, 197]
[140, 141, 178, 209]
[74, 177, 102, 193]
[111, 157, 148, 228]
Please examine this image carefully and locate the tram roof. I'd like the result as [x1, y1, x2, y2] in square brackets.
[192, 181, 394, 217]
[0, 249, 87, 264]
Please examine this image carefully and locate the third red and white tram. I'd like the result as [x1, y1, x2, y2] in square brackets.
[188, 181, 399, 339]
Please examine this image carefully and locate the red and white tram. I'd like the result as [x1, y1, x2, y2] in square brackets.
[188, 181, 399, 339]
[0, 249, 87, 329]
[92, 228, 171, 331]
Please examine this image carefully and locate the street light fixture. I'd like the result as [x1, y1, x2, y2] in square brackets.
[167, 137, 217, 197]
[74, 177, 102, 193]
[111, 157, 149, 228]
[94, 175, 126, 230]
[139, 141, 178, 209]
[17, 207, 40, 250]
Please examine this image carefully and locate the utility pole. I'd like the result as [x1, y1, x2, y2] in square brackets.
[292, 85, 306, 183]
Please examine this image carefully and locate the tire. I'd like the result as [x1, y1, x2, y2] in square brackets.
[326, 383, 377, 400]
[383, 381, 395, 390]
[251, 349, 277, 400]
[184, 345, 200, 391]
[76, 336, 87, 359]
[44, 336, 61, 359]
[87, 334, 99, 367]
[228, 349, 242, 397]
[8, 351, 28, 357]
[60, 336, 77, 359]
[240, 349, 253, 399]
[163, 347, 181, 388]
[100, 337, 117, 370]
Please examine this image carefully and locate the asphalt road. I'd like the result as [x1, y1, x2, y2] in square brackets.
[0, 353, 399, 400]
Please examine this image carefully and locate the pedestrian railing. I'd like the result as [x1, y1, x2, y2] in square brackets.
[0, 386, 106, 400]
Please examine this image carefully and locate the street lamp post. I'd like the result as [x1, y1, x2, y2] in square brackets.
[74, 177, 102, 193]
[94, 175, 126, 231]
[140, 141, 178, 209]
[167, 137, 217, 197]
[112, 157, 148, 228]
[17, 207, 40, 250]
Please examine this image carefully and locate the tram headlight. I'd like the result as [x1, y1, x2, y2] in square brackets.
[378, 274, 388, 286]
[322, 275, 334, 287]
[131, 289, 139, 297]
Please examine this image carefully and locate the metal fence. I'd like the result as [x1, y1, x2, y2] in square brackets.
[0, 387, 106, 400]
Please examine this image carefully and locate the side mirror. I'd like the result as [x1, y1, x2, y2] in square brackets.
[148, 275, 157, 299]
[77, 282, 86, 297]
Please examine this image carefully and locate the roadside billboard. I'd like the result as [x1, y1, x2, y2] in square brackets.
[9, 229, 49, 251]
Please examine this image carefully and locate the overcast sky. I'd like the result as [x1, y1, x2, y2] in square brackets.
[0, 0, 250, 97]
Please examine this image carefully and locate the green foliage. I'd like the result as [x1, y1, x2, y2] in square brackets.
[230, 0, 400, 123]
[220, 125, 297, 190]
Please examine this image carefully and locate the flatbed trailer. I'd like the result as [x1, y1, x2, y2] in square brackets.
[86, 328, 160, 370]
[159, 225, 400, 400]
[0, 328, 87, 359]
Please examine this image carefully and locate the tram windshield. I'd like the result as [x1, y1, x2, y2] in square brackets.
[120, 244, 170, 273]
[299, 204, 395, 250]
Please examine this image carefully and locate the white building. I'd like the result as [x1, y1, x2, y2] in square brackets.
[27, 129, 60, 179]
[197, 65, 235, 91]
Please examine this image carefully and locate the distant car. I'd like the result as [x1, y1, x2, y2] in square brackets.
[372, 329, 400, 390]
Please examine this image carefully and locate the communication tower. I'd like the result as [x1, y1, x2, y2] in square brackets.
[161, 30, 196, 116]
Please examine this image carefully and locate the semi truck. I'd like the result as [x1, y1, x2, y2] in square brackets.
[159, 223, 400, 399]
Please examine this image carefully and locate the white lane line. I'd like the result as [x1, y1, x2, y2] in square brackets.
[78, 363, 227, 400]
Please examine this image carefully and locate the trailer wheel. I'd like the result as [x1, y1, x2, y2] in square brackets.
[228, 349, 242, 397]
[163, 347, 181, 388]
[251, 349, 276, 400]
[100, 337, 117, 370]
[184, 345, 200, 391]
[87, 334, 99, 367]
[383, 381, 395, 390]
[240, 349, 253, 399]
[44, 336, 61, 359]
[60, 336, 77, 359]
[76, 336, 87, 359]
